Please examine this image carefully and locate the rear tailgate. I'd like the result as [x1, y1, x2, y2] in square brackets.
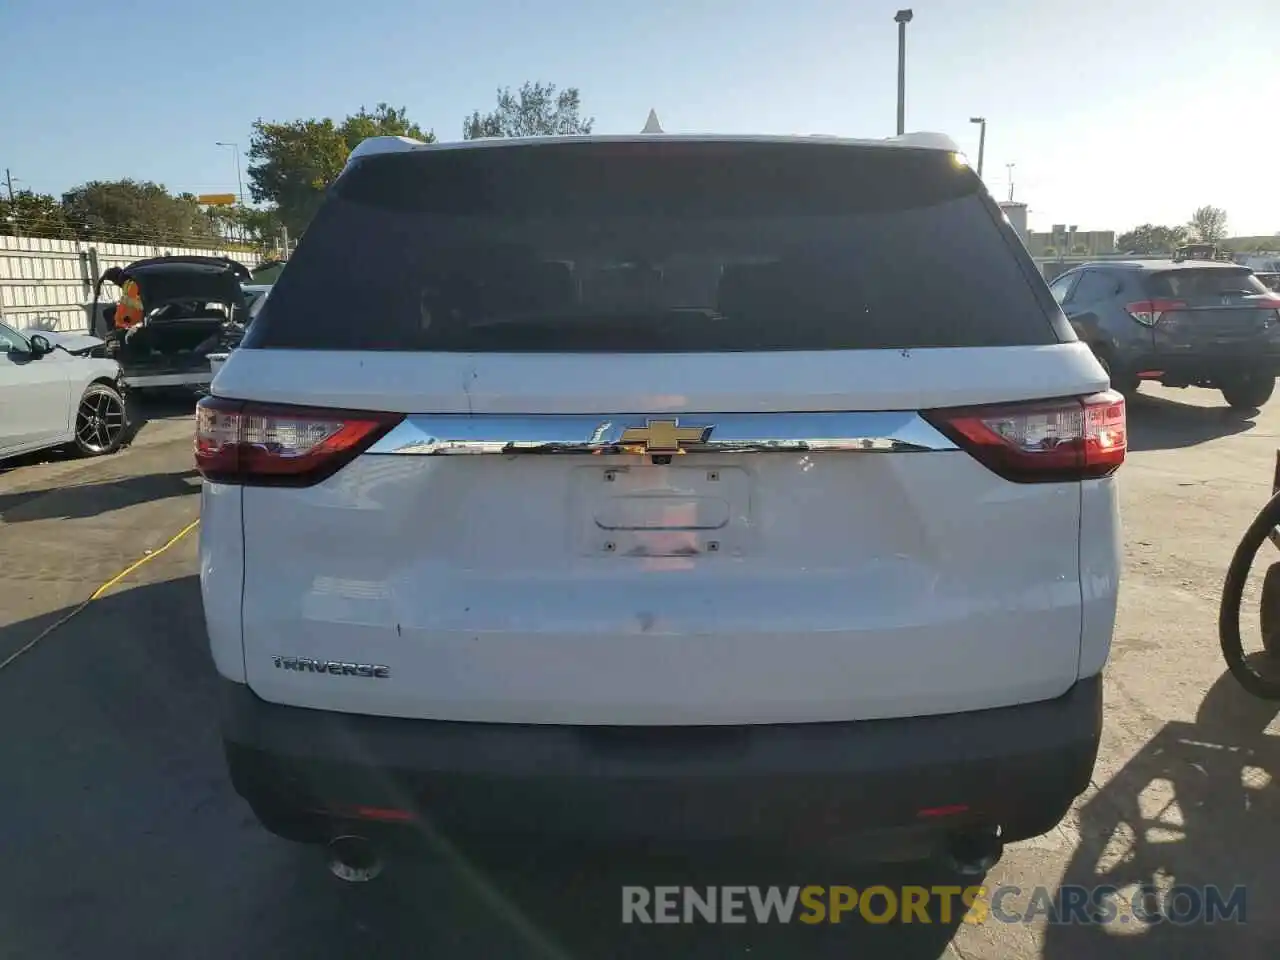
[215, 139, 1115, 725]
[1144, 267, 1280, 356]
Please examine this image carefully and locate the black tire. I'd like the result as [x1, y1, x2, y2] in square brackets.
[72, 382, 128, 458]
[1095, 352, 1139, 397]
[1260, 563, 1280, 656]
[1219, 488, 1280, 698]
[1221, 374, 1274, 410]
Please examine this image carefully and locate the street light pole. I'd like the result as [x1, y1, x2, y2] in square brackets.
[5, 168, 21, 238]
[1006, 162, 1016, 202]
[894, 9, 913, 135]
[969, 117, 986, 179]
[215, 142, 244, 204]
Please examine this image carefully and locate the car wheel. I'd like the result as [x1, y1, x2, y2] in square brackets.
[1260, 563, 1280, 657]
[73, 382, 128, 457]
[1096, 352, 1138, 397]
[1221, 374, 1275, 410]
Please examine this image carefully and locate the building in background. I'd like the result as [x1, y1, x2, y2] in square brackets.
[1025, 224, 1116, 257]
[998, 201, 1028, 243]
[995, 202, 1117, 279]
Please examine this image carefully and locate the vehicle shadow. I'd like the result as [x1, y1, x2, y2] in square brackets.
[0, 446, 80, 475]
[306, 838, 974, 960]
[0, 469, 199, 523]
[1126, 391, 1257, 453]
[124, 387, 199, 439]
[0, 575, 973, 960]
[1042, 671, 1280, 958]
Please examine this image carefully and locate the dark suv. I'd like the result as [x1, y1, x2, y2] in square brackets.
[1050, 260, 1280, 408]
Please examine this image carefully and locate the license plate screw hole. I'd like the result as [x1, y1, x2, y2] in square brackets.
[604, 470, 617, 482]
[707, 541, 720, 552]
[707, 471, 720, 481]
[604, 541, 617, 552]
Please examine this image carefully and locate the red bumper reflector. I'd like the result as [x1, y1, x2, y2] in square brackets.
[313, 805, 416, 823]
[351, 806, 415, 822]
[916, 804, 970, 819]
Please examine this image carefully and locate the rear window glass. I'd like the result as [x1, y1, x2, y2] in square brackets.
[245, 141, 1060, 353]
[1147, 268, 1269, 299]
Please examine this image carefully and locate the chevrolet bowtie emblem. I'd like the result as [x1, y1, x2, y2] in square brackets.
[619, 419, 712, 454]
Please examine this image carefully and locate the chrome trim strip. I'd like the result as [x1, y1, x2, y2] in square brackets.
[368, 412, 956, 456]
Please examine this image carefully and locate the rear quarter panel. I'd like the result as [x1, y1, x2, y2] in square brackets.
[1078, 475, 1121, 677]
[200, 482, 246, 683]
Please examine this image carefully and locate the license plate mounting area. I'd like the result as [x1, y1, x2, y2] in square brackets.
[569, 464, 751, 559]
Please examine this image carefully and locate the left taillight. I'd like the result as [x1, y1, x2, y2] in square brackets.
[923, 391, 1126, 484]
[1125, 298, 1186, 326]
[194, 396, 402, 487]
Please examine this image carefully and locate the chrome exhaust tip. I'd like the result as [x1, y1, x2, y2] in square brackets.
[944, 829, 1003, 877]
[327, 835, 385, 883]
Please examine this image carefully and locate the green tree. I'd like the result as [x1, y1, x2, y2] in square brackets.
[463, 81, 594, 139]
[245, 117, 346, 236]
[341, 103, 432, 147]
[207, 203, 286, 253]
[1187, 205, 1228, 243]
[1116, 223, 1188, 255]
[0, 190, 73, 239]
[240, 206, 286, 252]
[247, 103, 434, 237]
[60, 180, 218, 243]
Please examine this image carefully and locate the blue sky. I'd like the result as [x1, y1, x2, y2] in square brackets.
[2, 0, 1276, 235]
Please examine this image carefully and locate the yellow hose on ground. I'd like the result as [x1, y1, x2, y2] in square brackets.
[0, 518, 200, 673]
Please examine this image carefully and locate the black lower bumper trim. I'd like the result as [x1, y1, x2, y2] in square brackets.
[1126, 354, 1280, 382]
[221, 676, 1101, 844]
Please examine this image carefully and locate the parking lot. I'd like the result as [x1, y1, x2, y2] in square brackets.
[2, 387, 1279, 959]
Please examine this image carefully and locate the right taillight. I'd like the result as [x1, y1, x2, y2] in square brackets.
[194, 396, 402, 487]
[1125, 298, 1186, 326]
[923, 391, 1126, 484]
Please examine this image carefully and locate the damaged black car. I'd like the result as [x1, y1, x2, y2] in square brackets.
[89, 255, 252, 392]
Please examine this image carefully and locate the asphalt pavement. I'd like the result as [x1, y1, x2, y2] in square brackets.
[2, 388, 1280, 959]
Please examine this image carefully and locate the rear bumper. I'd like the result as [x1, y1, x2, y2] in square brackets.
[120, 358, 213, 389]
[119, 347, 217, 389]
[220, 674, 1102, 851]
[1121, 352, 1280, 382]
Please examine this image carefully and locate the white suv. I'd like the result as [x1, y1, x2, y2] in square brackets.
[196, 132, 1124, 868]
